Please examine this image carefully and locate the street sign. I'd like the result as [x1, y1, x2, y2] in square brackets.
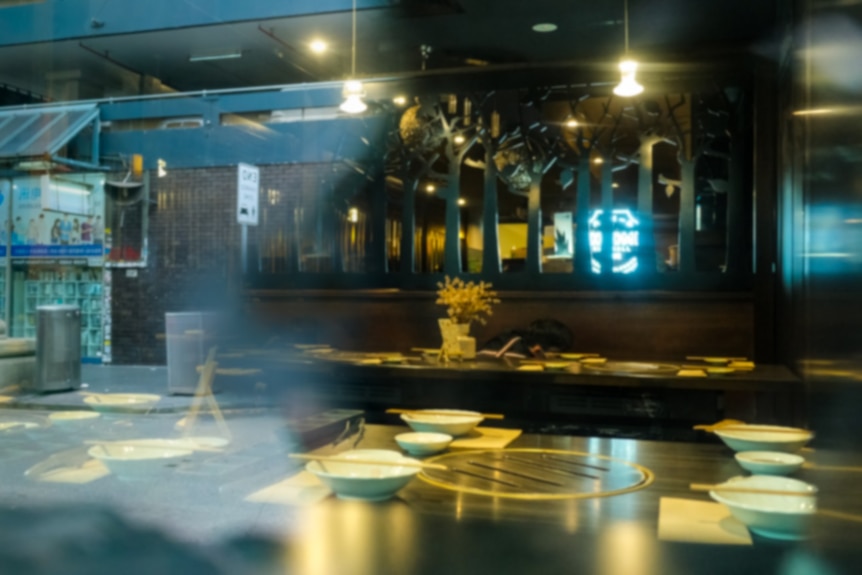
[237, 163, 259, 226]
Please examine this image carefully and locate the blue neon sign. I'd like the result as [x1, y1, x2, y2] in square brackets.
[589, 209, 640, 274]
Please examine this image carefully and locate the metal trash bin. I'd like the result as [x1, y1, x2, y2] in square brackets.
[34, 304, 81, 393]
[166, 312, 222, 395]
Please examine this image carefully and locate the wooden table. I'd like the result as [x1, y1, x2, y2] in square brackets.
[280, 424, 860, 575]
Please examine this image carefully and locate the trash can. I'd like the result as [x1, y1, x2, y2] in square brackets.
[166, 312, 221, 395]
[34, 304, 81, 392]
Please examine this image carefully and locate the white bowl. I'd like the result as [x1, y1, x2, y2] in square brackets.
[305, 449, 421, 501]
[709, 475, 817, 540]
[83, 393, 161, 412]
[395, 432, 453, 456]
[714, 425, 813, 453]
[735, 451, 805, 475]
[88, 443, 192, 480]
[49, 411, 101, 424]
[400, 409, 483, 437]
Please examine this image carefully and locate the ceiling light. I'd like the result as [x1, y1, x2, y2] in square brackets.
[309, 39, 328, 54]
[189, 50, 242, 62]
[457, 198, 466, 206]
[340, 0, 366, 115]
[393, 95, 407, 106]
[453, 134, 465, 144]
[612, 0, 644, 98]
[348, 207, 359, 223]
[612, 182, 619, 188]
[425, 184, 435, 193]
[613, 60, 644, 97]
[593, 157, 604, 165]
[565, 119, 578, 128]
[532, 23, 558, 33]
[340, 80, 367, 114]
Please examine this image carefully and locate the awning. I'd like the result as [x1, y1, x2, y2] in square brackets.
[0, 103, 100, 169]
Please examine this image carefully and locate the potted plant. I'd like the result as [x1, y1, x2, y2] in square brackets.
[435, 276, 500, 358]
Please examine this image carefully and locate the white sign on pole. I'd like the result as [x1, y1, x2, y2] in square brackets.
[237, 163, 259, 226]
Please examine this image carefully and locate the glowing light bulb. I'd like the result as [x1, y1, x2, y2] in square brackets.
[613, 60, 644, 97]
[340, 80, 367, 114]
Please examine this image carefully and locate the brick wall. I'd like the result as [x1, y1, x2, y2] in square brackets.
[109, 163, 331, 364]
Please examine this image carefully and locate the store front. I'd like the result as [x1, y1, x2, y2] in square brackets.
[0, 175, 107, 362]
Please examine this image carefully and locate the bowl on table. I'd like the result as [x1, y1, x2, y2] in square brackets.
[714, 425, 813, 453]
[709, 475, 817, 540]
[49, 411, 101, 424]
[305, 449, 422, 501]
[400, 409, 483, 437]
[395, 432, 453, 456]
[88, 443, 192, 480]
[735, 451, 805, 476]
[83, 393, 161, 412]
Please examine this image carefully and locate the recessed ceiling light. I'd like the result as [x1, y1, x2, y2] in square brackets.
[532, 23, 558, 33]
[565, 119, 578, 128]
[453, 134, 465, 144]
[425, 184, 435, 193]
[593, 157, 604, 165]
[458, 198, 466, 206]
[309, 39, 328, 54]
[393, 95, 407, 106]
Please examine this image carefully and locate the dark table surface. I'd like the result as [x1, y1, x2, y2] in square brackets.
[1, 395, 859, 574]
[220, 348, 802, 393]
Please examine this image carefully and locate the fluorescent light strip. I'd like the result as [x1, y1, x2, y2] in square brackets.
[189, 51, 242, 62]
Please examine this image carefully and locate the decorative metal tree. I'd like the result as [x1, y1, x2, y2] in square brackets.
[565, 93, 629, 275]
[405, 97, 479, 274]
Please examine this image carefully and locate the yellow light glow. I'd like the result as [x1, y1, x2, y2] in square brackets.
[340, 80, 367, 114]
[393, 95, 407, 106]
[457, 198, 466, 206]
[565, 119, 578, 128]
[593, 157, 604, 165]
[454, 134, 465, 144]
[613, 60, 644, 97]
[309, 39, 328, 54]
[425, 184, 435, 193]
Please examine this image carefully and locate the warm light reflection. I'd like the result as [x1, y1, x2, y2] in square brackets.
[793, 108, 834, 115]
[597, 521, 654, 575]
[309, 39, 328, 54]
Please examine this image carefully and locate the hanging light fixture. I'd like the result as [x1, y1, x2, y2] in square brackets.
[613, 0, 644, 98]
[340, 0, 367, 114]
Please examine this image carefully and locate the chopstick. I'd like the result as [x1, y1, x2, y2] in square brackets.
[690, 483, 817, 497]
[385, 408, 504, 420]
[84, 440, 222, 452]
[686, 356, 748, 361]
[288, 453, 448, 471]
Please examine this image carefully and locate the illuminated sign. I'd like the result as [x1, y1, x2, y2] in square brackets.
[589, 209, 640, 274]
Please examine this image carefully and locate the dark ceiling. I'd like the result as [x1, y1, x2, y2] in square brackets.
[0, 0, 779, 101]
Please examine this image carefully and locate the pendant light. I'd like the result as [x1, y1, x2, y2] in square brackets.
[340, 0, 367, 114]
[613, 0, 644, 98]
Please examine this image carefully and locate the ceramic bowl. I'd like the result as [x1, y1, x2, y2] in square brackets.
[400, 409, 483, 437]
[735, 451, 805, 475]
[305, 449, 421, 501]
[83, 393, 161, 412]
[88, 443, 192, 480]
[714, 425, 813, 453]
[709, 475, 817, 540]
[395, 432, 453, 456]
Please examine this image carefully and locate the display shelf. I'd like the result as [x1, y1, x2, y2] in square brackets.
[13, 266, 103, 359]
